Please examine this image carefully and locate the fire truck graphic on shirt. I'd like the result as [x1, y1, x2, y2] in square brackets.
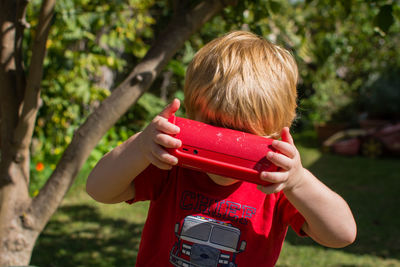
[170, 215, 247, 267]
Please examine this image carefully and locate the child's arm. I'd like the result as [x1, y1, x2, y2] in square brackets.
[258, 127, 357, 248]
[86, 99, 182, 204]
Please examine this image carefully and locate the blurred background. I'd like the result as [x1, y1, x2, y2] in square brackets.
[4, 0, 399, 266]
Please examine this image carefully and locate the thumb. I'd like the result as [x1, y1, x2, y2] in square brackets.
[159, 98, 180, 119]
[281, 127, 294, 145]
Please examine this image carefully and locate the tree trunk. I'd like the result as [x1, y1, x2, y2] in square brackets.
[1, 0, 54, 264]
[0, 0, 236, 265]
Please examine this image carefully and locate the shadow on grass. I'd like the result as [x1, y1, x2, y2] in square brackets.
[31, 204, 144, 267]
[284, 152, 400, 260]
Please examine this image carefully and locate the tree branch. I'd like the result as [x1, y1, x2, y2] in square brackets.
[12, 0, 55, 181]
[15, 0, 30, 111]
[0, 0, 19, 187]
[30, 0, 236, 230]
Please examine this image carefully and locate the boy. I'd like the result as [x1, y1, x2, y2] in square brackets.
[86, 31, 356, 266]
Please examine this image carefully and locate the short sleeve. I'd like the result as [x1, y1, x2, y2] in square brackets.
[126, 164, 170, 204]
[277, 193, 307, 236]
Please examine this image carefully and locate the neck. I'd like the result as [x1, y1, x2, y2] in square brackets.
[207, 173, 240, 186]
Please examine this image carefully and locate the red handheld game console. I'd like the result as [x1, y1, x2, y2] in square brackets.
[167, 115, 279, 186]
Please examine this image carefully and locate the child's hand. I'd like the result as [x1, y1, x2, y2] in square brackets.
[138, 98, 182, 170]
[257, 127, 306, 194]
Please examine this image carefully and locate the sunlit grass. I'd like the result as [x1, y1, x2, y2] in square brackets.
[278, 241, 400, 267]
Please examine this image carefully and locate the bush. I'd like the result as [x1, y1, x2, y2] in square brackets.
[359, 71, 400, 120]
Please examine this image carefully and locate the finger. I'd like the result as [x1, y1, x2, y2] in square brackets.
[266, 151, 293, 170]
[154, 117, 180, 135]
[159, 98, 180, 119]
[146, 152, 174, 170]
[281, 127, 294, 145]
[271, 139, 296, 158]
[260, 171, 289, 184]
[151, 143, 178, 166]
[154, 133, 182, 148]
[257, 183, 285, 194]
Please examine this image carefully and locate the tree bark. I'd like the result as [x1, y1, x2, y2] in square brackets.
[13, 0, 55, 182]
[0, 0, 236, 265]
[0, 0, 55, 264]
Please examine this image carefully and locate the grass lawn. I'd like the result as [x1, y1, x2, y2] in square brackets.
[31, 132, 400, 266]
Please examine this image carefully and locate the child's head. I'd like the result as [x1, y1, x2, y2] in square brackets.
[184, 31, 298, 137]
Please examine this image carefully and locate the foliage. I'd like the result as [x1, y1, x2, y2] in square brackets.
[290, 0, 400, 125]
[359, 70, 400, 120]
[28, 0, 156, 194]
[27, 0, 400, 194]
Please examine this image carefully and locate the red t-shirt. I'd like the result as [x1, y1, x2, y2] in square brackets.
[128, 165, 306, 267]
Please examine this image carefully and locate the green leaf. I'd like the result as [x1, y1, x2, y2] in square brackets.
[268, 0, 281, 14]
[374, 4, 394, 33]
[167, 60, 186, 77]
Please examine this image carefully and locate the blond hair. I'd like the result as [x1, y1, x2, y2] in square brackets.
[184, 31, 298, 137]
